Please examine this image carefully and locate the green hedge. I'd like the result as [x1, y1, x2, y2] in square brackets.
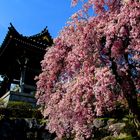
[7, 101, 33, 110]
[0, 101, 43, 119]
[0, 107, 43, 118]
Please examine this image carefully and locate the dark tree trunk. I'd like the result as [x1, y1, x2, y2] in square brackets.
[111, 59, 140, 126]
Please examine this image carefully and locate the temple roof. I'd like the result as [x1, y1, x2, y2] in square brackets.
[0, 23, 53, 55]
[0, 23, 53, 76]
[0, 23, 53, 97]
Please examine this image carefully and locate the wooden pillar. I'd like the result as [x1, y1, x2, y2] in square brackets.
[19, 57, 28, 93]
[20, 65, 26, 93]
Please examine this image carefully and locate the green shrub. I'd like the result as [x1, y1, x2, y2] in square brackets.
[32, 109, 43, 118]
[7, 101, 33, 110]
[0, 101, 43, 119]
[101, 135, 134, 140]
[0, 114, 5, 120]
[116, 135, 134, 140]
[0, 107, 42, 118]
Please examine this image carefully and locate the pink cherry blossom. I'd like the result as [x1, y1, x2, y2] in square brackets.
[36, 1, 140, 139]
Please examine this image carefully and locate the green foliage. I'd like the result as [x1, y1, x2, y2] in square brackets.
[0, 107, 42, 118]
[40, 118, 48, 126]
[0, 101, 43, 119]
[101, 135, 134, 140]
[7, 101, 33, 110]
[0, 114, 5, 120]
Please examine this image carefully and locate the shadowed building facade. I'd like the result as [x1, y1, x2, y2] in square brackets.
[0, 23, 53, 106]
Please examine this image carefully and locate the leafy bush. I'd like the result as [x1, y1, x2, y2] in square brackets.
[7, 101, 33, 110]
[0, 107, 42, 118]
[0, 101, 43, 119]
[101, 135, 134, 140]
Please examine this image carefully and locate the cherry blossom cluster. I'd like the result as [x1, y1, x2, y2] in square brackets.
[36, 1, 140, 139]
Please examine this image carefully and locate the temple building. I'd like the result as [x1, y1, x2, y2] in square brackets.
[0, 23, 53, 106]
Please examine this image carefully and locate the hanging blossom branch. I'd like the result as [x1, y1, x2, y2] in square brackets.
[36, 0, 140, 140]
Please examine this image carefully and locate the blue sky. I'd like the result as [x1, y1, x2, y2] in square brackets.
[0, 0, 81, 44]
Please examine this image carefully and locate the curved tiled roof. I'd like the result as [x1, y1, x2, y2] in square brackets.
[0, 23, 53, 75]
[0, 23, 53, 55]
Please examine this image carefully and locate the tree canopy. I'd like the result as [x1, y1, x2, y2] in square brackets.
[36, 0, 140, 139]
